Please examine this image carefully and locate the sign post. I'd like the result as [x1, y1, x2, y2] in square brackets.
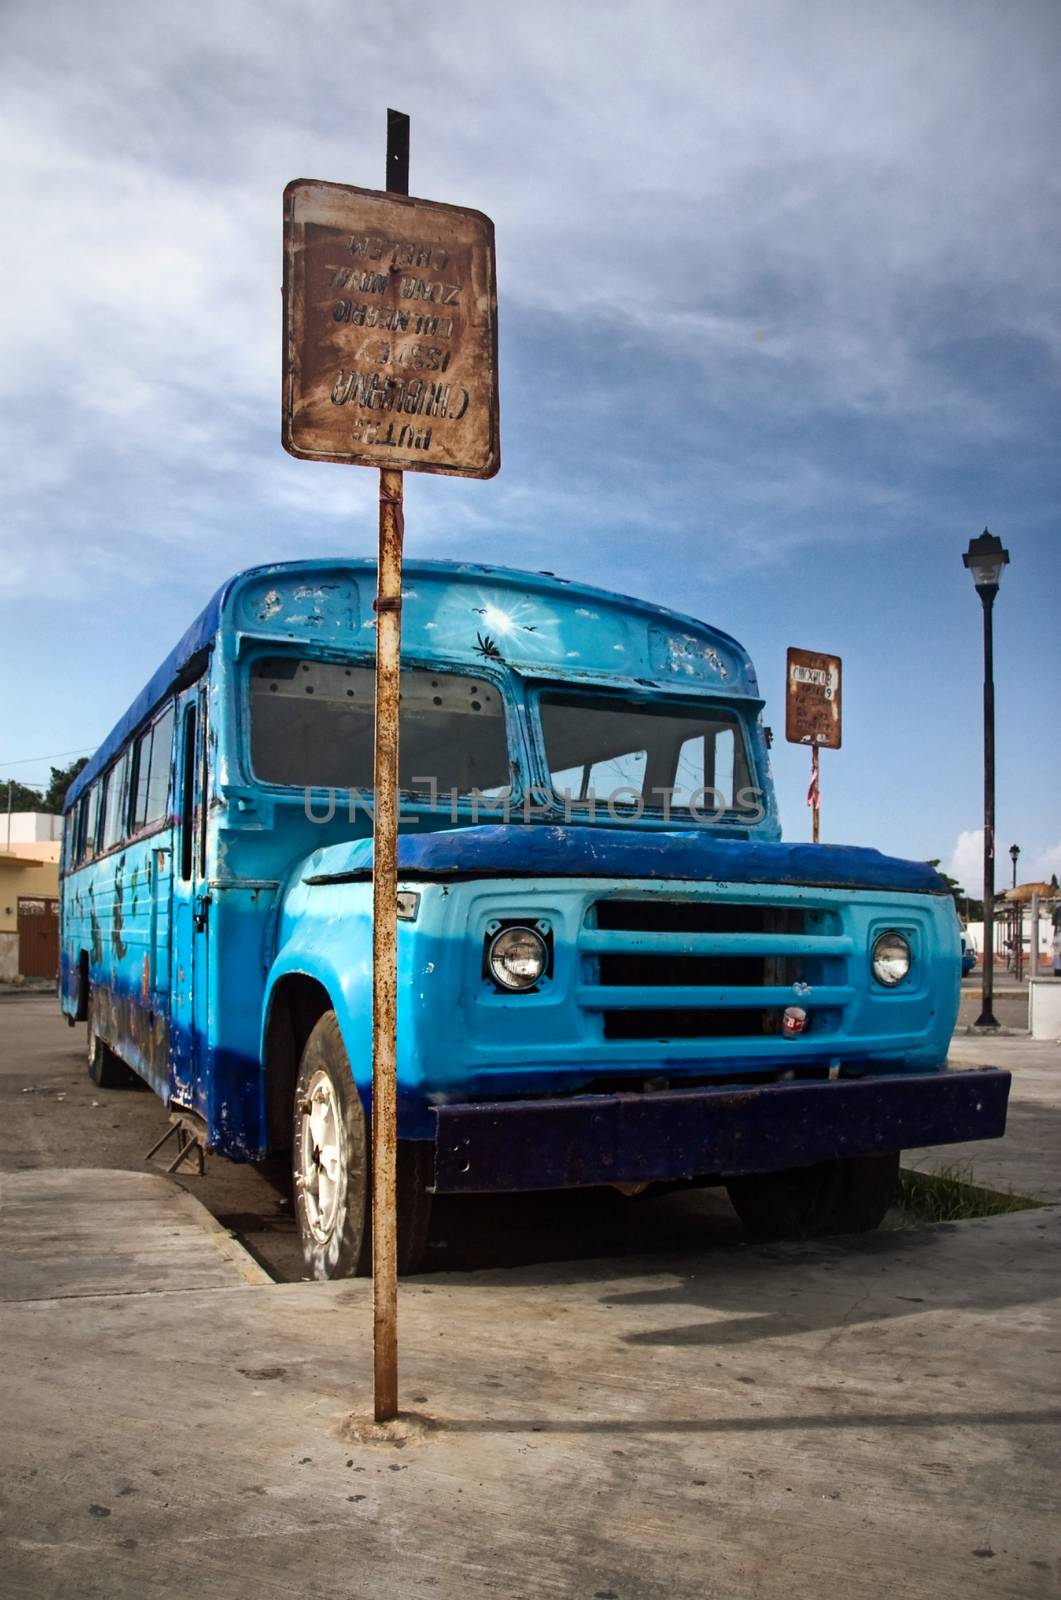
[370, 109, 409, 1428]
[785, 647, 842, 844]
[282, 114, 499, 1422]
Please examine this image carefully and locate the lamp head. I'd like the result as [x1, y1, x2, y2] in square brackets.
[963, 529, 1010, 595]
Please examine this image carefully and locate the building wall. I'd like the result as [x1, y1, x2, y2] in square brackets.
[4, 839, 61, 864]
[1, 812, 63, 847]
[964, 912, 1056, 965]
[0, 853, 60, 981]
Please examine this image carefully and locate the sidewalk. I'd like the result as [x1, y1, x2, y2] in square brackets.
[1, 1037, 1058, 1600]
[0, 977, 56, 998]
[904, 1034, 1061, 1205]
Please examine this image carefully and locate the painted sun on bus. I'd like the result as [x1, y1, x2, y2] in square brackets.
[60, 558, 1010, 1278]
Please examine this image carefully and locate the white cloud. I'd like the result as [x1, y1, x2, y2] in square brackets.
[0, 0, 1058, 620]
[945, 829, 984, 896]
[946, 832, 1061, 897]
[1026, 842, 1061, 888]
[0, 0, 1056, 879]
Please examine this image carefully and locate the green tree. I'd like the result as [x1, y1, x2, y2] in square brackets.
[42, 758, 88, 813]
[1, 777, 46, 813]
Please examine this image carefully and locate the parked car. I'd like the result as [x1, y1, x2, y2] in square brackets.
[959, 928, 976, 976]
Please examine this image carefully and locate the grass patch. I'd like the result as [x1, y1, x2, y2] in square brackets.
[897, 1161, 1040, 1224]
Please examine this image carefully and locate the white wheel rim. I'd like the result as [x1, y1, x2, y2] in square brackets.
[299, 1070, 344, 1243]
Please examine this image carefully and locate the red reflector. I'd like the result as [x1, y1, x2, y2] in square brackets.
[782, 1005, 807, 1037]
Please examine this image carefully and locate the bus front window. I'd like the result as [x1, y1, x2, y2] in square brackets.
[248, 657, 512, 797]
[539, 692, 758, 817]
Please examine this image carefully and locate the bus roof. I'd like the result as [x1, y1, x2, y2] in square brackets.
[65, 558, 759, 811]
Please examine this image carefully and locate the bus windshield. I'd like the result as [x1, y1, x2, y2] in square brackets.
[539, 691, 757, 816]
[249, 656, 511, 795]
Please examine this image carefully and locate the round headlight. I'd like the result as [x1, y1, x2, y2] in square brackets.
[488, 926, 548, 991]
[872, 930, 911, 986]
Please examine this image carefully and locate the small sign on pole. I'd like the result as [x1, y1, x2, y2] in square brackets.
[282, 113, 499, 1424]
[785, 647, 842, 845]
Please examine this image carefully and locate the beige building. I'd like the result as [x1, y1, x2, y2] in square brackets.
[0, 814, 62, 984]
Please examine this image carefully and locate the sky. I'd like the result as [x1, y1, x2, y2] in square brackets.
[1, 0, 1059, 891]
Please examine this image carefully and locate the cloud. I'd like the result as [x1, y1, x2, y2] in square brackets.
[947, 832, 1061, 897]
[1026, 841, 1061, 887]
[1, 0, 1058, 604]
[945, 830, 984, 896]
[1, 2, 1058, 868]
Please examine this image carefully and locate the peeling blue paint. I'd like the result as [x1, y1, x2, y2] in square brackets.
[300, 825, 949, 897]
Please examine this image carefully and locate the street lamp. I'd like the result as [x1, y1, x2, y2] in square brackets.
[963, 529, 1010, 1028]
[1009, 843, 1022, 981]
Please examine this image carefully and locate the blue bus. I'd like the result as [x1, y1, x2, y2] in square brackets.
[60, 559, 1009, 1276]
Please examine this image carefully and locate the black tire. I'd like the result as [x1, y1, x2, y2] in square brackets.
[725, 1152, 900, 1240]
[86, 988, 137, 1089]
[292, 1010, 433, 1280]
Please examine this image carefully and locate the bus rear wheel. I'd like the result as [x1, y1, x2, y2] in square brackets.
[725, 1152, 900, 1240]
[292, 1010, 433, 1280]
[86, 988, 136, 1089]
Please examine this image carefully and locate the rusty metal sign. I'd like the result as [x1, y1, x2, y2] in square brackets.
[785, 647, 842, 748]
[282, 179, 499, 477]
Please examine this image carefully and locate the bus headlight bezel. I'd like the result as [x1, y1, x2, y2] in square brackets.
[871, 930, 912, 987]
[486, 925, 549, 992]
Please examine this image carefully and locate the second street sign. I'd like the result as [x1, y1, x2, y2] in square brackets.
[282, 180, 499, 477]
[785, 646, 842, 748]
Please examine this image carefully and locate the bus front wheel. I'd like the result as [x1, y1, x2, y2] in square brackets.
[292, 1010, 433, 1280]
[725, 1152, 900, 1240]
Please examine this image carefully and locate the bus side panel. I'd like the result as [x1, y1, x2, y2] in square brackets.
[202, 886, 275, 1159]
[168, 670, 270, 1160]
[80, 836, 173, 1100]
[112, 833, 172, 1097]
[169, 682, 209, 1121]
[59, 853, 92, 1021]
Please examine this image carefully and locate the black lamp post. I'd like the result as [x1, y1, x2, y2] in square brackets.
[1009, 843, 1022, 981]
[963, 529, 1010, 1028]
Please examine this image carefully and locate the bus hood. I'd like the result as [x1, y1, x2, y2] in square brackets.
[299, 825, 950, 898]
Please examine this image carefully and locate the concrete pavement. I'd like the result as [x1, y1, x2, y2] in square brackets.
[2, 1181, 1058, 1599]
[0, 1167, 269, 1303]
[1, 1019, 1058, 1598]
[907, 1035, 1061, 1205]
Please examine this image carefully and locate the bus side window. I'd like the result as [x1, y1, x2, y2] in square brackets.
[131, 702, 176, 833]
[131, 727, 153, 833]
[63, 805, 76, 872]
[72, 795, 86, 864]
[197, 703, 208, 880]
[100, 751, 131, 854]
[81, 784, 99, 863]
[90, 784, 101, 858]
[180, 704, 197, 882]
[146, 704, 175, 826]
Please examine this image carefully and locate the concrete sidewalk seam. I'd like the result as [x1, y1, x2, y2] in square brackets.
[3, 1282, 275, 1308]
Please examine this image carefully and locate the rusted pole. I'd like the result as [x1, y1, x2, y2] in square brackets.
[371, 108, 409, 1424]
[811, 745, 820, 844]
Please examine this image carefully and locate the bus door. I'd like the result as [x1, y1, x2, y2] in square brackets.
[170, 681, 211, 1119]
